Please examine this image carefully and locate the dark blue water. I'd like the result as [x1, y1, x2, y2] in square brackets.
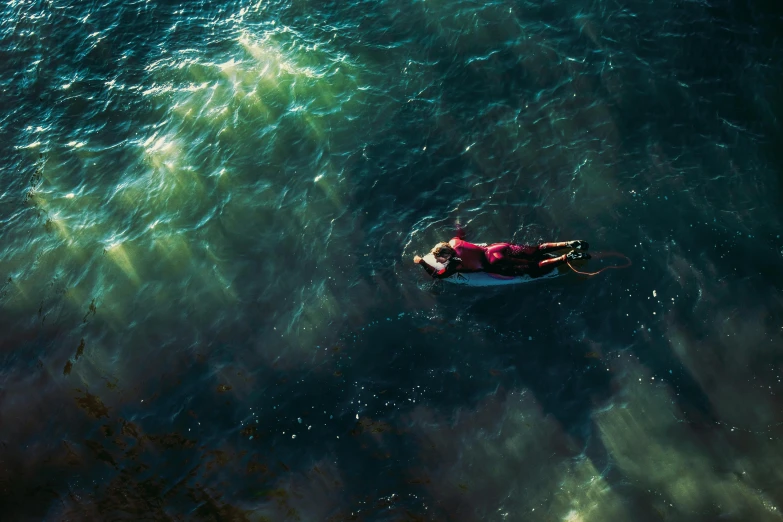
[2, 0, 783, 520]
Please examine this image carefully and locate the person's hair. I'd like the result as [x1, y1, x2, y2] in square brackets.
[430, 242, 456, 258]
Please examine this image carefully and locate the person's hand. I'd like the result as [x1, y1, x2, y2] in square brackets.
[413, 255, 422, 264]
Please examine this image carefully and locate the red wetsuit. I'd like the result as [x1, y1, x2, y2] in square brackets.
[418, 237, 570, 279]
[449, 237, 486, 271]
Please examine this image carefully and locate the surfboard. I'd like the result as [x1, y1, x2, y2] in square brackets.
[422, 253, 567, 287]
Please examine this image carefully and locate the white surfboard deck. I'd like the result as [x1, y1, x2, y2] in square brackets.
[422, 253, 566, 287]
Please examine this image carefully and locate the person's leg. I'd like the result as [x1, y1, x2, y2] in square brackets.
[491, 241, 590, 261]
[484, 243, 522, 265]
[521, 252, 567, 278]
[485, 243, 539, 266]
[537, 253, 568, 269]
[536, 240, 589, 255]
[485, 241, 589, 267]
[530, 250, 592, 276]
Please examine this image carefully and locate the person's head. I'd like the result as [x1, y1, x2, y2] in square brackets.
[430, 242, 456, 264]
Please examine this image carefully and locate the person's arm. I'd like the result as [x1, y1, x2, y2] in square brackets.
[413, 255, 461, 279]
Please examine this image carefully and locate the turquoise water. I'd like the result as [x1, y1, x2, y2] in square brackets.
[2, 0, 783, 520]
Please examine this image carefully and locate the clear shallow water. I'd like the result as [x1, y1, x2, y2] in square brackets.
[1, 0, 783, 520]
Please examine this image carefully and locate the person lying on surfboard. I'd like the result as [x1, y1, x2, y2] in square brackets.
[413, 231, 590, 279]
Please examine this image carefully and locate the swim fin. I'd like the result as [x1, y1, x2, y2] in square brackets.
[568, 240, 589, 250]
[567, 251, 591, 261]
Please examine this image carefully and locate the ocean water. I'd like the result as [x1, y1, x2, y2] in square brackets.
[1, 0, 783, 520]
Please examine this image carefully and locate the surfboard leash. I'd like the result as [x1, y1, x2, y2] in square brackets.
[566, 251, 632, 276]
